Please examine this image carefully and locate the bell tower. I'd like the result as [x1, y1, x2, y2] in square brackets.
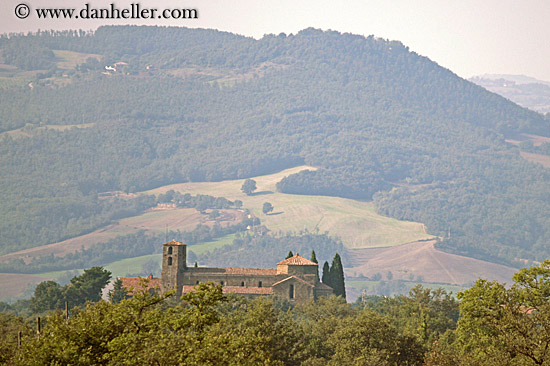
[161, 240, 187, 297]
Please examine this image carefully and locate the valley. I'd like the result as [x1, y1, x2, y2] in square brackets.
[0, 27, 548, 302]
[0, 166, 517, 301]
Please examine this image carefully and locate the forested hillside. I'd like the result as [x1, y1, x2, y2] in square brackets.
[0, 26, 548, 266]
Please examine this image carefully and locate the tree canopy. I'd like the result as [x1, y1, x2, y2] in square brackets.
[4, 262, 550, 365]
[262, 202, 274, 214]
[241, 179, 257, 196]
[453, 260, 550, 365]
[30, 267, 111, 313]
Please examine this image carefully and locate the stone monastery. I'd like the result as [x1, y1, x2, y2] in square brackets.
[121, 240, 334, 302]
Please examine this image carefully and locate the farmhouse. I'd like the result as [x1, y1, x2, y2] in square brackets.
[121, 240, 333, 302]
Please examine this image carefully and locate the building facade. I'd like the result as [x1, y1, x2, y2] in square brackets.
[121, 240, 333, 302]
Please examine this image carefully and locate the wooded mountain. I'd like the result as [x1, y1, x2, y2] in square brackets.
[0, 26, 548, 266]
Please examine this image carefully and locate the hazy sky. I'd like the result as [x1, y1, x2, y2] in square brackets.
[1, 0, 549, 81]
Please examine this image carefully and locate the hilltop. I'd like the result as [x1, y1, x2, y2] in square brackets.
[0, 26, 548, 272]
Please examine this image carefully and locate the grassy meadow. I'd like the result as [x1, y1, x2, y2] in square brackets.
[147, 166, 433, 249]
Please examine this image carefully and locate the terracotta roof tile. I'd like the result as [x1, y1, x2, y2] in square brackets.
[181, 285, 273, 295]
[188, 267, 278, 276]
[119, 277, 161, 294]
[277, 255, 317, 266]
[222, 268, 278, 275]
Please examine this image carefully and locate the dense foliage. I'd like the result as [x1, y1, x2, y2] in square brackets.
[3, 262, 550, 365]
[519, 141, 550, 155]
[1, 280, 454, 365]
[196, 232, 346, 269]
[321, 253, 346, 299]
[0, 191, 246, 272]
[30, 267, 111, 313]
[0, 228, 342, 276]
[0, 26, 549, 267]
[430, 260, 550, 365]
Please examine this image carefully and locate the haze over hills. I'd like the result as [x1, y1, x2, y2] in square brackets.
[473, 74, 550, 86]
[470, 74, 550, 113]
[0, 26, 549, 286]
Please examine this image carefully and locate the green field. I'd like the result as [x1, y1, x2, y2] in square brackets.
[35, 255, 161, 281]
[4, 166, 433, 300]
[348, 279, 467, 298]
[0, 50, 100, 91]
[33, 234, 237, 282]
[52, 50, 101, 70]
[0, 76, 30, 89]
[187, 234, 238, 256]
[147, 166, 433, 249]
[102, 235, 238, 276]
[105, 254, 161, 277]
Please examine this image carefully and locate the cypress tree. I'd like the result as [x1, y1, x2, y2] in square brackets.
[322, 261, 331, 286]
[311, 250, 319, 279]
[330, 253, 346, 299]
[286, 250, 294, 259]
[310, 250, 318, 264]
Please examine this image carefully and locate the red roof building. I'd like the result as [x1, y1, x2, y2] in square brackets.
[120, 241, 334, 303]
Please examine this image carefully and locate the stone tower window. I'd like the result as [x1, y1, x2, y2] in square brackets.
[168, 257, 172, 266]
[168, 246, 173, 255]
[220, 281, 224, 286]
[241, 281, 245, 287]
[289, 284, 294, 299]
[258, 281, 262, 288]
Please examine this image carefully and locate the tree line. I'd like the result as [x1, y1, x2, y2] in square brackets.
[196, 232, 346, 271]
[0, 214, 257, 274]
[3, 260, 550, 365]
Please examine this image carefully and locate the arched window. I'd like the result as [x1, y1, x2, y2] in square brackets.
[168, 246, 173, 255]
[168, 257, 172, 266]
[289, 284, 294, 299]
[196, 280, 200, 285]
[258, 281, 262, 288]
[220, 281, 224, 286]
[241, 281, 245, 287]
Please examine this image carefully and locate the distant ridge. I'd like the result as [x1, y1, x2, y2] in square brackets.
[470, 74, 550, 113]
[471, 74, 550, 86]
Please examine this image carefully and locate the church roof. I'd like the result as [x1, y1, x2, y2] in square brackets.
[164, 240, 186, 246]
[119, 276, 161, 294]
[188, 267, 278, 276]
[277, 254, 317, 266]
[272, 275, 315, 288]
[181, 285, 273, 295]
[224, 268, 278, 275]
